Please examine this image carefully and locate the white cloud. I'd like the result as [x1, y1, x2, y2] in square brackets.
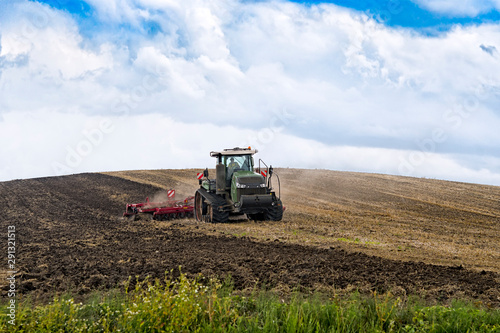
[2, 110, 499, 186]
[0, 2, 115, 114]
[0, 0, 499, 185]
[0, 2, 113, 77]
[412, 0, 500, 16]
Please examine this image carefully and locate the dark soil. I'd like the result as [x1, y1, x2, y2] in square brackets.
[1, 173, 498, 305]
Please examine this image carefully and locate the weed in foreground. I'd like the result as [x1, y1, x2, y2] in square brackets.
[1, 272, 499, 332]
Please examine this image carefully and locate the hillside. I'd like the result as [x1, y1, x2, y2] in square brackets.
[1, 169, 499, 305]
[107, 168, 500, 273]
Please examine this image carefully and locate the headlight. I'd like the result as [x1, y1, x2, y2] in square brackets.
[236, 183, 247, 188]
[260, 183, 267, 188]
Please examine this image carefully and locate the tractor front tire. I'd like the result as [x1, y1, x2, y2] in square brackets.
[266, 199, 283, 221]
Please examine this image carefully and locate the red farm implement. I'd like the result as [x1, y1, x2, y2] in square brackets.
[123, 189, 194, 221]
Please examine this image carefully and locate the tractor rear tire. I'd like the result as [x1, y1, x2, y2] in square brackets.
[194, 191, 207, 222]
[207, 202, 229, 223]
[195, 190, 228, 223]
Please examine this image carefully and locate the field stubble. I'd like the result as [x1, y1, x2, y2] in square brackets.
[112, 168, 500, 274]
[0, 168, 499, 306]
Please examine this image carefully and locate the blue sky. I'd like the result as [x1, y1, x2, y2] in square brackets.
[291, 0, 500, 28]
[35, 0, 500, 31]
[1, 0, 500, 185]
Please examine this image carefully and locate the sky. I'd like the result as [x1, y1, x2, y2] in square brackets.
[0, 0, 499, 186]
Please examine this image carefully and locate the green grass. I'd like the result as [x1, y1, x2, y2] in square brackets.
[2, 272, 499, 332]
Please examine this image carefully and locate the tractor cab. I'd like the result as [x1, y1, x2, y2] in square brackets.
[224, 154, 253, 182]
[210, 147, 260, 189]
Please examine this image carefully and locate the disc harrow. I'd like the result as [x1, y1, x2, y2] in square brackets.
[123, 190, 194, 221]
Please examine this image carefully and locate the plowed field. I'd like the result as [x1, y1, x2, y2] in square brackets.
[1, 169, 499, 306]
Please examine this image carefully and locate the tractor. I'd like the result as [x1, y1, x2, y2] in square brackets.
[194, 147, 283, 223]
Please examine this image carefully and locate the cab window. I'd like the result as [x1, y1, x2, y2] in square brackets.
[224, 155, 252, 173]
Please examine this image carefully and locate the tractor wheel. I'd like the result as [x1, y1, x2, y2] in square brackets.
[266, 199, 283, 221]
[207, 201, 229, 223]
[195, 190, 228, 223]
[194, 191, 207, 222]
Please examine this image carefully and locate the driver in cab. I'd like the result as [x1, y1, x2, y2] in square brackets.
[228, 157, 240, 170]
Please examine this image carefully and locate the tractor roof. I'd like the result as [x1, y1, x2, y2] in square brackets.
[210, 147, 258, 157]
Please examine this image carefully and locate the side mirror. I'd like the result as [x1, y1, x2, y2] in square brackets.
[269, 166, 273, 176]
[203, 168, 209, 178]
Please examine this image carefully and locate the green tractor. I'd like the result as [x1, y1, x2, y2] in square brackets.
[194, 147, 283, 223]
